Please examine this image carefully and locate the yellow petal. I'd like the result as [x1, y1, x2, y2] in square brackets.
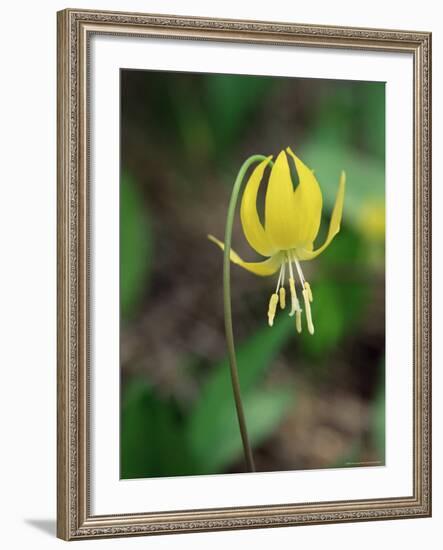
[264, 151, 300, 250]
[286, 147, 323, 246]
[240, 156, 275, 256]
[296, 171, 346, 260]
[208, 235, 282, 276]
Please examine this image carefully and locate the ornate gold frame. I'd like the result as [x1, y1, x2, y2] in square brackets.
[57, 8, 432, 540]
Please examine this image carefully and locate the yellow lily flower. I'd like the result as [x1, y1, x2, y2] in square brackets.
[209, 147, 345, 335]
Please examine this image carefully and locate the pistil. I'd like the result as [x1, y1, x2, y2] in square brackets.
[287, 253, 302, 317]
[279, 262, 286, 309]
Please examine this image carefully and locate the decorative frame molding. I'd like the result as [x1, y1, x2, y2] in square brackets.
[57, 8, 431, 540]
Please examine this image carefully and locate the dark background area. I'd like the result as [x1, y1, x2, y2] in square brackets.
[119, 69, 385, 479]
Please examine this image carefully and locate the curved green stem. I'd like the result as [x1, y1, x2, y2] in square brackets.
[223, 154, 270, 473]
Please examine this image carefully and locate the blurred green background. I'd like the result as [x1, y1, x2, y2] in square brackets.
[120, 69, 385, 479]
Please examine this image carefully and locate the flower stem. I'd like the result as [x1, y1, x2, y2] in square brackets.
[223, 154, 270, 473]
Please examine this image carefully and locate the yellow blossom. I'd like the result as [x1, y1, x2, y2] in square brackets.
[209, 147, 345, 334]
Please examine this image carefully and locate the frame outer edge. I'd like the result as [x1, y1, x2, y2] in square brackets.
[56, 8, 432, 539]
[56, 8, 72, 541]
[428, 32, 432, 518]
[414, 32, 432, 517]
[422, 31, 432, 517]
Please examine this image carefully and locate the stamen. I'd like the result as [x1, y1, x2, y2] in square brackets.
[279, 261, 286, 309]
[274, 263, 284, 293]
[293, 256, 306, 287]
[295, 310, 302, 333]
[267, 293, 279, 327]
[279, 287, 286, 309]
[288, 277, 301, 317]
[304, 281, 313, 302]
[302, 282, 315, 335]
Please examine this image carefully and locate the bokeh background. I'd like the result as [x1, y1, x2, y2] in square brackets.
[120, 69, 385, 479]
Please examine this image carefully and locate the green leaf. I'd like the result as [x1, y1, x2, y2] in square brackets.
[357, 84, 386, 161]
[190, 316, 293, 430]
[120, 173, 152, 319]
[318, 226, 363, 267]
[299, 279, 369, 358]
[190, 387, 293, 474]
[300, 281, 345, 358]
[187, 316, 294, 472]
[206, 74, 273, 151]
[310, 86, 356, 146]
[120, 379, 195, 479]
[300, 142, 385, 228]
[308, 81, 385, 162]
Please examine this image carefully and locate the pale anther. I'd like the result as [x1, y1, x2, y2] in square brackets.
[302, 285, 315, 335]
[267, 293, 279, 327]
[279, 287, 286, 309]
[295, 310, 302, 333]
[304, 281, 313, 302]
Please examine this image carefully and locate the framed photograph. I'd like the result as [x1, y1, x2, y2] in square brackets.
[57, 8, 431, 540]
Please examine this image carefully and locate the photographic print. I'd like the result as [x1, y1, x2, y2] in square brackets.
[119, 70, 386, 479]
